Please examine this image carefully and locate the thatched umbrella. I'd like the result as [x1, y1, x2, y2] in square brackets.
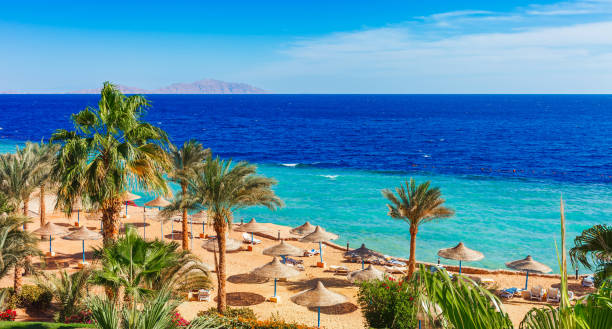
[120, 191, 140, 217]
[239, 218, 267, 244]
[300, 226, 338, 264]
[144, 196, 171, 239]
[347, 264, 385, 283]
[201, 237, 242, 252]
[345, 243, 385, 269]
[290, 281, 347, 328]
[437, 242, 484, 273]
[33, 222, 69, 256]
[506, 255, 552, 289]
[72, 197, 83, 226]
[192, 211, 208, 235]
[251, 257, 300, 300]
[63, 226, 102, 265]
[290, 221, 316, 235]
[263, 240, 304, 263]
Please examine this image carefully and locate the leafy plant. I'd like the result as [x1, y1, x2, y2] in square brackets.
[16, 285, 53, 310]
[198, 307, 257, 321]
[382, 179, 454, 277]
[569, 224, 612, 286]
[0, 214, 41, 294]
[357, 276, 417, 328]
[37, 268, 92, 322]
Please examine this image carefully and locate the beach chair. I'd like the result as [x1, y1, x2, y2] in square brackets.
[530, 286, 545, 301]
[387, 259, 406, 267]
[198, 289, 210, 301]
[500, 287, 520, 299]
[582, 275, 595, 288]
[546, 288, 560, 303]
[329, 265, 349, 274]
[304, 249, 320, 257]
[285, 257, 304, 265]
[384, 266, 406, 275]
[242, 233, 261, 244]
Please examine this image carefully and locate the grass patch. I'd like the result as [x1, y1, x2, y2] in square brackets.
[0, 322, 94, 328]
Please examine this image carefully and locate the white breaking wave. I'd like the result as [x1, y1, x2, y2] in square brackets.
[423, 154, 431, 158]
[281, 163, 299, 167]
[319, 175, 339, 180]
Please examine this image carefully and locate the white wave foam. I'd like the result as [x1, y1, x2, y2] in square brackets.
[281, 163, 299, 167]
[423, 154, 431, 158]
[319, 175, 339, 179]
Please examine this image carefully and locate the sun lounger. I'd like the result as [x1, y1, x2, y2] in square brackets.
[285, 257, 303, 265]
[242, 233, 261, 244]
[329, 265, 349, 274]
[386, 259, 406, 267]
[198, 289, 211, 301]
[530, 286, 545, 301]
[546, 288, 560, 303]
[500, 287, 521, 299]
[384, 266, 406, 274]
[582, 275, 595, 287]
[304, 249, 320, 257]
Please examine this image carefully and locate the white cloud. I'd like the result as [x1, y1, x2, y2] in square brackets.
[526, 0, 612, 16]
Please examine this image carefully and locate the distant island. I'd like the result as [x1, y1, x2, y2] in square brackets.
[1, 79, 269, 94]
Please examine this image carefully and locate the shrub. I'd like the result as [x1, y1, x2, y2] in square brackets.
[0, 309, 16, 321]
[357, 276, 418, 329]
[198, 307, 257, 321]
[17, 285, 53, 310]
[64, 309, 93, 324]
[171, 312, 189, 327]
[198, 311, 316, 329]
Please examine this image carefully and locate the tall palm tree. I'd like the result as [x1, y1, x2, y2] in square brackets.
[167, 140, 210, 250]
[382, 178, 454, 277]
[173, 155, 282, 312]
[0, 214, 41, 294]
[91, 226, 209, 304]
[28, 141, 60, 227]
[51, 82, 170, 245]
[569, 224, 612, 285]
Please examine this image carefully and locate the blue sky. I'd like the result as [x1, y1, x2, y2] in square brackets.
[1, 0, 611, 93]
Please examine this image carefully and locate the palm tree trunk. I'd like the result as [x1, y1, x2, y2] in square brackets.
[408, 224, 418, 277]
[39, 184, 46, 226]
[214, 215, 227, 314]
[13, 266, 23, 295]
[181, 182, 189, 250]
[22, 195, 29, 230]
[102, 198, 122, 246]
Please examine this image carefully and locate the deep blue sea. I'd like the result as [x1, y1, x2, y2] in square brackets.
[1, 94, 611, 272]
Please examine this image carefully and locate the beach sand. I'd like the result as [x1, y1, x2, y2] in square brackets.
[0, 204, 595, 328]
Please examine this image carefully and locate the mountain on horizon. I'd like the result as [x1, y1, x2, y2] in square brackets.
[70, 79, 269, 94]
[0, 79, 269, 94]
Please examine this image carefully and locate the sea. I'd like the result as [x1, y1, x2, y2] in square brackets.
[1, 94, 611, 273]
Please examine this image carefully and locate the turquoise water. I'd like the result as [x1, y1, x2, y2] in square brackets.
[2, 138, 608, 272]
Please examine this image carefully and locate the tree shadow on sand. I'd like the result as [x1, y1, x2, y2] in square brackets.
[308, 302, 358, 315]
[228, 273, 269, 284]
[283, 277, 354, 292]
[214, 292, 266, 306]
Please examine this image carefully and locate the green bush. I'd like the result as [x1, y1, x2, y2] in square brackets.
[197, 307, 257, 321]
[198, 312, 315, 329]
[17, 285, 53, 310]
[357, 277, 418, 329]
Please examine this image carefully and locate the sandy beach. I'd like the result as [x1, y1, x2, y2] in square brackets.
[2, 203, 596, 329]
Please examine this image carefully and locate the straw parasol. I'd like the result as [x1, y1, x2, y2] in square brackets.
[72, 197, 83, 226]
[345, 243, 385, 269]
[239, 218, 268, 245]
[437, 242, 484, 273]
[300, 226, 338, 264]
[290, 221, 316, 235]
[347, 264, 385, 283]
[33, 222, 70, 256]
[263, 240, 304, 262]
[63, 226, 102, 265]
[290, 281, 347, 328]
[201, 237, 243, 252]
[251, 257, 300, 299]
[120, 191, 140, 217]
[145, 196, 170, 208]
[506, 255, 552, 290]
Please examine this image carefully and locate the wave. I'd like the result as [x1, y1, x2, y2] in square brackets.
[319, 174, 339, 180]
[281, 163, 299, 167]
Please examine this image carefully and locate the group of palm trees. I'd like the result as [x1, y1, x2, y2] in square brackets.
[0, 82, 282, 313]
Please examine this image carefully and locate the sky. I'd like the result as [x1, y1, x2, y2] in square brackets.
[1, 0, 611, 93]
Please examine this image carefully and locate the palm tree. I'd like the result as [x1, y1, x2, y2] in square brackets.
[173, 155, 282, 312]
[51, 82, 170, 245]
[569, 224, 612, 285]
[91, 225, 209, 304]
[382, 178, 454, 277]
[37, 268, 92, 322]
[167, 140, 210, 250]
[0, 144, 41, 228]
[0, 214, 41, 294]
[87, 287, 220, 329]
[28, 141, 60, 227]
